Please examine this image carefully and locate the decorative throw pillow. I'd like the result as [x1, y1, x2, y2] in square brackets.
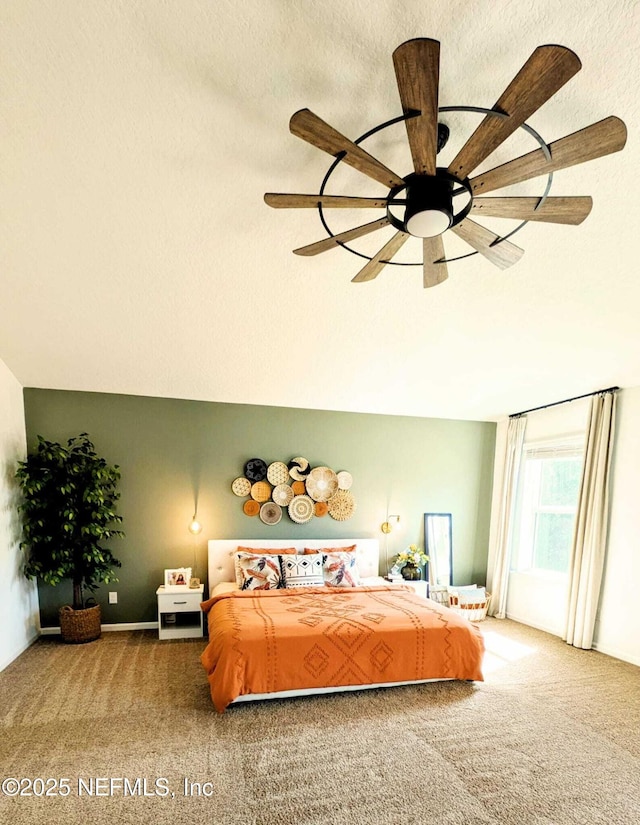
[322, 551, 361, 587]
[280, 553, 324, 589]
[234, 547, 295, 587]
[302, 544, 356, 555]
[236, 552, 283, 590]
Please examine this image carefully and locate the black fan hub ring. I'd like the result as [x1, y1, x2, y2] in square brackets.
[317, 105, 553, 266]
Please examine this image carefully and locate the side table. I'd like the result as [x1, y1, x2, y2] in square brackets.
[156, 584, 204, 640]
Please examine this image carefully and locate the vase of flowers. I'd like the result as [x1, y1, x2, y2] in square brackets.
[393, 545, 429, 581]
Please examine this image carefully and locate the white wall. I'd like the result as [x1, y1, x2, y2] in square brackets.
[506, 398, 589, 634]
[488, 388, 640, 668]
[0, 358, 39, 670]
[593, 386, 640, 666]
[486, 398, 588, 635]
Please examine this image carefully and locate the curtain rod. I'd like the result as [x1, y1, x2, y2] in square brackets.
[509, 386, 619, 419]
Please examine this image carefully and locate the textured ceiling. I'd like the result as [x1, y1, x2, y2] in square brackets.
[1, 0, 639, 421]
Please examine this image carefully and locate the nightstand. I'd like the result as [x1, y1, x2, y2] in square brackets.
[156, 584, 204, 640]
[401, 579, 429, 599]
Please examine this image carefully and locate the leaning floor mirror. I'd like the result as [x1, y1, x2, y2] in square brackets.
[424, 513, 453, 586]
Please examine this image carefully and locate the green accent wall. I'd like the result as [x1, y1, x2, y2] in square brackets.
[23, 389, 496, 626]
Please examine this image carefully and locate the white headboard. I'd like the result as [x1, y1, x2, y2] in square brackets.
[207, 538, 380, 596]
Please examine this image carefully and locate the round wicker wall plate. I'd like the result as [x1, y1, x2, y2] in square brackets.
[273, 483, 294, 506]
[243, 500, 260, 517]
[267, 461, 290, 486]
[306, 466, 339, 502]
[288, 494, 314, 524]
[250, 480, 272, 502]
[244, 458, 268, 482]
[336, 470, 353, 491]
[260, 501, 282, 525]
[288, 456, 310, 481]
[291, 480, 306, 495]
[327, 490, 356, 521]
[314, 501, 328, 517]
[231, 477, 251, 497]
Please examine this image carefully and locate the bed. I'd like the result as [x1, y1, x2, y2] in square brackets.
[201, 539, 484, 712]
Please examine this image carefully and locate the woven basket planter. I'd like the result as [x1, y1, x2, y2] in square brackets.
[59, 604, 102, 644]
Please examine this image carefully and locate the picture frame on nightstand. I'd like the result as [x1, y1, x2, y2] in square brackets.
[164, 567, 191, 588]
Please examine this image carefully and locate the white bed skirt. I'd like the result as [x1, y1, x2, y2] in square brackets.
[231, 677, 453, 705]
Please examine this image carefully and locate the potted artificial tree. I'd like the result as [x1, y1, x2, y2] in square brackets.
[16, 433, 124, 643]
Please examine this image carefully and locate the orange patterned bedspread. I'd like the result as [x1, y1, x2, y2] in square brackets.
[200, 585, 484, 712]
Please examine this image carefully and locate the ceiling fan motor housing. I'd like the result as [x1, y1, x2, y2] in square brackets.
[402, 172, 454, 237]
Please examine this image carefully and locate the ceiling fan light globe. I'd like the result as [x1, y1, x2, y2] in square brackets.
[406, 208, 452, 238]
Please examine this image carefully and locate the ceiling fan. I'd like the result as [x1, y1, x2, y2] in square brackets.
[264, 39, 627, 287]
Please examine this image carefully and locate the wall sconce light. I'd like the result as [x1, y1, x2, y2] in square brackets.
[381, 514, 400, 534]
[188, 513, 203, 535]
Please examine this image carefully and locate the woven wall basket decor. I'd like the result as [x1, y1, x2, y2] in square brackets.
[327, 490, 356, 521]
[267, 461, 290, 486]
[231, 477, 251, 497]
[260, 501, 283, 525]
[243, 499, 260, 517]
[305, 466, 339, 502]
[288, 494, 314, 523]
[288, 457, 311, 481]
[234, 455, 354, 523]
[336, 471, 353, 491]
[244, 458, 268, 482]
[250, 481, 273, 502]
[273, 483, 294, 506]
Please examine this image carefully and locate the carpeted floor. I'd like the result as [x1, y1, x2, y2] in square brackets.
[1, 618, 639, 824]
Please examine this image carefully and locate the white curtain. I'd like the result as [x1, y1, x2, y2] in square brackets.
[489, 415, 527, 618]
[564, 391, 617, 649]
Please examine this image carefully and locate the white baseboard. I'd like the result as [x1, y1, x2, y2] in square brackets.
[0, 631, 40, 672]
[102, 622, 158, 631]
[507, 613, 640, 668]
[505, 611, 563, 637]
[592, 641, 640, 668]
[40, 621, 158, 635]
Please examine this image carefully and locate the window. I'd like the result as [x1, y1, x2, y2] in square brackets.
[511, 438, 584, 575]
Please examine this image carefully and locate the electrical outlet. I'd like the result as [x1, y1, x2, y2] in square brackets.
[108, 591, 118, 604]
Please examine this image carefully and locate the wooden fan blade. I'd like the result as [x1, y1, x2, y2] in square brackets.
[289, 109, 404, 189]
[293, 217, 390, 256]
[423, 236, 448, 288]
[472, 196, 592, 224]
[351, 231, 409, 283]
[469, 117, 627, 194]
[264, 193, 388, 209]
[448, 45, 581, 180]
[393, 38, 440, 176]
[451, 219, 524, 269]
